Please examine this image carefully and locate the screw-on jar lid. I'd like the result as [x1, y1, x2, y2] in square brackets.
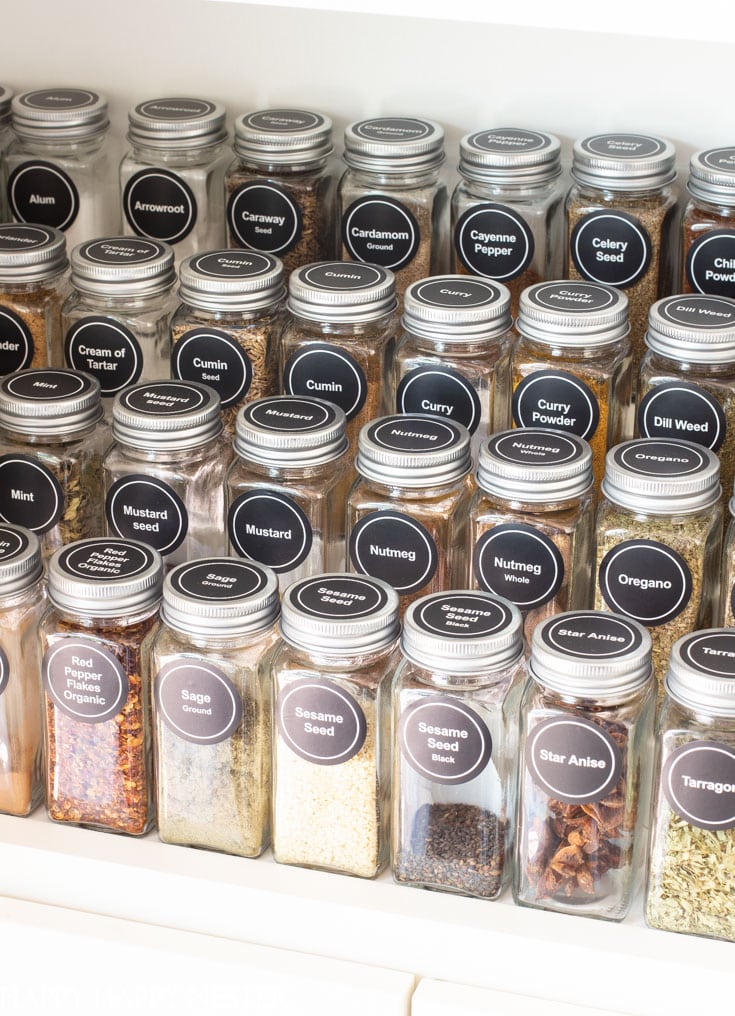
[128, 96, 227, 149]
[112, 380, 222, 450]
[233, 395, 347, 466]
[601, 438, 721, 514]
[162, 557, 280, 638]
[178, 249, 285, 312]
[477, 429, 593, 503]
[645, 294, 735, 363]
[70, 237, 175, 297]
[666, 629, 735, 716]
[343, 116, 445, 174]
[458, 127, 561, 186]
[12, 88, 109, 141]
[688, 148, 735, 205]
[402, 276, 512, 340]
[356, 414, 471, 488]
[0, 224, 67, 284]
[0, 86, 13, 126]
[287, 261, 396, 322]
[280, 573, 400, 655]
[517, 281, 629, 346]
[233, 108, 333, 166]
[572, 133, 676, 191]
[48, 537, 162, 617]
[0, 524, 42, 595]
[402, 590, 523, 674]
[0, 369, 102, 436]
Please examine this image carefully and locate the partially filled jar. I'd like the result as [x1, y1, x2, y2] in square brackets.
[681, 147, 735, 299]
[719, 488, 735, 627]
[0, 86, 13, 220]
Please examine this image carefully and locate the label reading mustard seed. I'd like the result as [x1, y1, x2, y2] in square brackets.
[399, 697, 492, 785]
[277, 678, 367, 765]
[106, 475, 188, 556]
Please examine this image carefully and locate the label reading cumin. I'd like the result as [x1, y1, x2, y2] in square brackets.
[399, 697, 492, 785]
[43, 639, 129, 723]
[155, 660, 243, 745]
[284, 343, 367, 421]
[342, 196, 420, 271]
[0, 307, 34, 373]
[228, 490, 312, 572]
[571, 210, 652, 288]
[598, 539, 692, 626]
[277, 678, 367, 765]
[663, 741, 735, 830]
[526, 715, 622, 805]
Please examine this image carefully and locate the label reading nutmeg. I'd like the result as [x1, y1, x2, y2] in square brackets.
[686, 230, 735, 298]
[526, 715, 623, 805]
[227, 182, 302, 255]
[342, 196, 420, 271]
[396, 366, 481, 434]
[277, 678, 367, 765]
[570, 210, 652, 289]
[0, 647, 9, 697]
[0, 307, 33, 373]
[171, 328, 252, 407]
[155, 660, 243, 745]
[8, 161, 79, 231]
[472, 523, 564, 611]
[123, 169, 197, 245]
[43, 638, 129, 724]
[512, 369, 600, 440]
[454, 203, 535, 280]
[0, 455, 63, 534]
[65, 317, 143, 396]
[638, 382, 726, 452]
[106, 475, 188, 556]
[399, 697, 492, 785]
[598, 539, 692, 626]
[228, 490, 312, 573]
[284, 343, 367, 421]
[349, 510, 438, 595]
[663, 741, 735, 830]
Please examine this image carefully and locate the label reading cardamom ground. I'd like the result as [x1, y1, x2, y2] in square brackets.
[399, 697, 492, 785]
[227, 182, 302, 255]
[8, 161, 79, 231]
[228, 490, 312, 572]
[0, 647, 9, 697]
[277, 678, 367, 765]
[396, 365, 481, 433]
[106, 475, 188, 556]
[663, 741, 735, 830]
[342, 196, 419, 271]
[598, 539, 692, 626]
[473, 523, 565, 610]
[526, 715, 623, 804]
[284, 343, 367, 421]
[570, 210, 652, 288]
[171, 558, 268, 601]
[43, 638, 129, 724]
[638, 382, 726, 452]
[65, 317, 143, 396]
[123, 169, 197, 244]
[686, 230, 735, 297]
[512, 369, 600, 440]
[155, 660, 243, 745]
[292, 575, 388, 618]
[171, 328, 252, 407]
[454, 203, 535, 280]
[541, 613, 643, 658]
[0, 307, 33, 373]
[0, 455, 63, 533]
[349, 510, 438, 594]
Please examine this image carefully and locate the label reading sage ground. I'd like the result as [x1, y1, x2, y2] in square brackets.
[277, 678, 367, 765]
[512, 369, 600, 440]
[8, 161, 79, 231]
[284, 343, 367, 421]
[397, 365, 481, 433]
[171, 328, 252, 407]
[399, 697, 492, 785]
[106, 475, 188, 556]
[570, 210, 652, 288]
[454, 203, 535, 280]
[123, 169, 197, 244]
[226, 182, 302, 255]
[349, 510, 438, 595]
[663, 741, 735, 830]
[638, 382, 726, 452]
[598, 539, 692, 626]
[473, 523, 565, 610]
[526, 715, 623, 804]
[686, 230, 735, 297]
[0, 647, 9, 697]
[155, 660, 243, 745]
[0, 455, 63, 533]
[342, 196, 419, 271]
[171, 558, 268, 601]
[43, 638, 129, 724]
[65, 317, 143, 396]
[0, 307, 33, 373]
[228, 490, 312, 572]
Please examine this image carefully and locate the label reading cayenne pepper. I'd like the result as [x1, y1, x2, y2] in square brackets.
[454, 203, 535, 280]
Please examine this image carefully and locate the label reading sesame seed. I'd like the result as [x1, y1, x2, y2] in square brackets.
[155, 660, 243, 745]
[598, 539, 692, 626]
[106, 475, 188, 556]
[0, 455, 63, 534]
[638, 382, 726, 453]
[43, 639, 129, 724]
[277, 678, 367, 765]
[399, 697, 492, 785]
[396, 366, 481, 434]
[228, 490, 312, 573]
[291, 575, 388, 619]
[526, 715, 622, 805]
[570, 210, 652, 289]
[349, 510, 438, 595]
[171, 328, 252, 408]
[663, 741, 735, 830]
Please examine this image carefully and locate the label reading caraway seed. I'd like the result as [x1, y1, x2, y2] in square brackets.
[171, 328, 252, 407]
[512, 369, 600, 440]
[43, 639, 129, 724]
[570, 210, 652, 289]
[638, 382, 726, 453]
[0, 307, 33, 373]
[663, 741, 735, 830]
[277, 678, 367, 765]
[399, 697, 492, 785]
[228, 490, 312, 573]
[342, 196, 420, 271]
[284, 343, 367, 421]
[8, 161, 79, 232]
[397, 365, 481, 433]
[598, 539, 692, 626]
[65, 317, 143, 396]
[123, 169, 197, 245]
[0, 455, 63, 534]
[472, 524, 565, 611]
[155, 660, 243, 745]
[526, 715, 623, 805]
[349, 511, 438, 595]
[454, 203, 535, 280]
[227, 182, 302, 255]
[106, 475, 188, 556]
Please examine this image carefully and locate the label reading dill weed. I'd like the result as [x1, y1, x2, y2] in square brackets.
[663, 741, 735, 830]
[172, 328, 252, 407]
[512, 369, 600, 440]
[686, 230, 735, 297]
[598, 539, 692, 626]
[349, 510, 438, 595]
[227, 182, 302, 255]
[284, 343, 367, 421]
[571, 210, 652, 289]
[397, 365, 481, 433]
[0, 647, 9, 697]
[342, 196, 420, 271]
[638, 382, 726, 452]
[526, 715, 622, 805]
[454, 203, 535, 280]
[399, 697, 492, 785]
[473, 523, 564, 610]
[0, 307, 33, 373]
[8, 161, 80, 231]
[43, 639, 129, 724]
[277, 678, 367, 765]
[65, 317, 143, 396]
[106, 475, 188, 556]
[123, 169, 197, 244]
[228, 490, 312, 573]
[0, 455, 63, 534]
[155, 660, 243, 745]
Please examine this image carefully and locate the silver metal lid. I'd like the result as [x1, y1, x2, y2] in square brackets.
[48, 538, 162, 617]
[128, 97, 227, 149]
[233, 108, 333, 166]
[162, 557, 279, 638]
[517, 281, 629, 346]
[477, 429, 593, 502]
[12, 88, 109, 141]
[572, 133, 676, 191]
[402, 590, 523, 674]
[666, 629, 735, 716]
[0, 524, 42, 596]
[234, 396, 347, 466]
[287, 261, 396, 322]
[0, 86, 13, 126]
[70, 237, 175, 297]
[458, 127, 562, 186]
[357, 414, 471, 488]
[112, 380, 222, 450]
[601, 438, 721, 514]
[178, 249, 285, 311]
[0, 369, 102, 436]
[343, 117, 445, 173]
[402, 275, 512, 339]
[280, 573, 400, 655]
[646, 294, 735, 363]
[531, 610, 652, 698]
[0, 224, 67, 283]
[688, 148, 735, 205]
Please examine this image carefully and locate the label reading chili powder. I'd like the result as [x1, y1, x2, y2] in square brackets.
[65, 317, 143, 396]
[284, 343, 367, 421]
[123, 169, 197, 244]
[106, 475, 188, 556]
[228, 490, 312, 573]
[638, 382, 726, 453]
[686, 230, 735, 297]
[598, 539, 692, 626]
[399, 697, 492, 785]
[663, 741, 735, 831]
[472, 523, 565, 611]
[342, 196, 420, 271]
[512, 369, 600, 440]
[277, 678, 367, 765]
[571, 210, 652, 289]
[0, 455, 63, 534]
[349, 510, 438, 595]
[526, 715, 622, 804]
[0, 647, 9, 697]
[0, 306, 33, 373]
[396, 365, 481, 433]
[171, 328, 252, 407]
[227, 182, 302, 255]
[155, 660, 243, 745]
[43, 638, 129, 723]
[8, 161, 79, 231]
[454, 203, 535, 280]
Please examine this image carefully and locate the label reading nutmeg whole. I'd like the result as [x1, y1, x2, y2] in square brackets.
[598, 539, 692, 626]
[342, 196, 420, 271]
[526, 715, 623, 805]
[399, 697, 492, 785]
[396, 365, 481, 433]
[472, 523, 565, 611]
[65, 317, 143, 397]
[686, 230, 735, 297]
[0, 647, 9, 697]
[512, 369, 599, 440]
[123, 169, 197, 245]
[349, 510, 438, 595]
[454, 203, 535, 280]
[227, 182, 302, 256]
[663, 741, 735, 830]
[277, 678, 367, 765]
[0, 455, 63, 534]
[155, 660, 243, 745]
[0, 307, 33, 373]
[228, 490, 312, 573]
[43, 638, 129, 724]
[8, 161, 79, 232]
[638, 382, 726, 453]
[171, 328, 252, 407]
[106, 475, 188, 556]
[570, 210, 652, 289]
[284, 343, 367, 421]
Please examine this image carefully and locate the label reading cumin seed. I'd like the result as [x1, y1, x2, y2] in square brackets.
[277, 678, 366, 765]
[0, 307, 33, 373]
[598, 539, 692, 626]
[663, 741, 735, 830]
[171, 328, 252, 407]
[123, 169, 197, 245]
[227, 182, 302, 255]
[155, 660, 243, 745]
[342, 196, 420, 271]
[571, 210, 652, 289]
[526, 715, 622, 805]
[638, 382, 726, 453]
[399, 697, 492, 785]
[43, 639, 129, 723]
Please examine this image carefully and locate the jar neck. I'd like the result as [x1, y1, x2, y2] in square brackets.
[343, 164, 441, 188]
[685, 192, 735, 216]
[232, 155, 329, 176]
[289, 308, 397, 335]
[11, 132, 108, 156]
[128, 140, 226, 166]
[569, 178, 671, 201]
[232, 453, 341, 479]
[175, 298, 283, 325]
[113, 436, 220, 461]
[476, 488, 586, 514]
[356, 471, 469, 499]
[408, 655, 523, 690]
[0, 576, 45, 612]
[71, 287, 173, 309]
[0, 271, 67, 293]
[282, 639, 398, 671]
[50, 601, 160, 629]
[645, 347, 735, 376]
[403, 326, 512, 352]
[162, 619, 277, 650]
[0, 421, 99, 445]
[457, 172, 561, 199]
[516, 332, 623, 360]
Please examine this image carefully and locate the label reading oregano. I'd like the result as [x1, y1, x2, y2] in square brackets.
[277, 678, 367, 765]
[512, 369, 600, 440]
[0, 647, 9, 697]
[65, 317, 143, 396]
[227, 182, 302, 255]
[349, 511, 438, 595]
[526, 715, 623, 804]
[571, 210, 652, 288]
[228, 490, 312, 573]
[454, 203, 535, 280]
[638, 382, 726, 452]
[598, 539, 692, 626]
[0, 307, 33, 373]
[686, 230, 735, 297]
[342, 196, 419, 271]
[396, 365, 481, 433]
[171, 328, 252, 407]
[472, 524, 565, 610]
[123, 169, 197, 244]
[106, 475, 188, 556]
[399, 697, 492, 785]
[43, 639, 129, 724]
[284, 343, 367, 421]
[0, 455, 63, 533]
[663, 741, 735, 830]
[155, 660, 243, 745]
[8, 161, 79, 231]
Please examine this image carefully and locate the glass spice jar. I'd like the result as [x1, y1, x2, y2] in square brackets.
[151, 557, 280, 857]
[468, 428, 595, 644]
[271, 572, 400, 878]
[39, 537, 162, 835]
[103, 380, 228, 567]
[515, 610, 655, 920]
[170, 248, 285, 439]
[226, 396, 351, 592]
[0, 524, 46, 816]
[681, 147, 735, 299]
[0, 223, 69, 372]
[346, 414, 473, 615]
[510, 279, 632, 489]
[565, 132, 677, 376]
[646, 628, 735, 943]
[6, 87, 119, 249]
[120, 96, 229, 263]
[225, 108, 337, 278]
[451, 127, 565, 317]
[594, 438, 723, 687]
[391, 274, 514, 457]
[719, 489, 735, 627]
[0, 86, 15, 221]
[338, 117, 448, 299]
[0, 368, 105, 560]
[392, 589, 525, 899]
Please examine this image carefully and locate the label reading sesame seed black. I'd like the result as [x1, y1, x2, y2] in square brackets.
[598, 539, 692, 627]
[686, 230, 735, 297]
[0, 648, 9, 697]
[342, 196, 420, 272]
[512, 369, 599, 440]
[123, 169, 197, 245]
[663, 741, 735, 830]
[277, 678, 367, 765]
[526, 715, 623, 805]
[291, 575, 388, 619]
[399, 697, 493, 785]
[0, 455, 63, 533]
[349, 510, 438, 595]
[43, 639, 129, 724]
[227, 182, 302, 256]
[638, 382, 726, 453]
[397, 366, 481, 434]
[106, 475, 188, 556]
[155, 661, 243, 745]
[171, 559, 268, 601]
[541, 613, 643, 658]
[0, 307, 33, 373]
[571, 210, 652, 289]
[228, 490, 312, 573]
[473, 524, 565, 611]
[65, 317, 143, 397]
[59, 541, 154, 580]
[8, 161, 79, 232]
[284, 343, 366, 421]
[171, 328, 252, 408]
[413, 593, 511, 637]
[454, 203, 535, 281]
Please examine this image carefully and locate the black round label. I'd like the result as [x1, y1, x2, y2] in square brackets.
[342, 196, 420, 271]
[678, 631, 735, 677]
[80, 237, 165, 265]
[412, 277, 500, 308]
[349, 511, 438, 595]
[614, 439, 706, 477]
[686, 230, 735, 297]
[43, 639, 129, 724]
[701, 148, 735, 173]
[277, 678, 367, 766]
[245, 397, 334, 432]
[106, 475, 188, 556]
[0, 455, 63, 534]
[290, 575, 389, 619]
[512, 369, 600, 440]
[0, 306, 33, 373]
[190, 250, 274, 278]
[300, 263, 385, 291]
[526, 281, 617, 313]
[488, 430, 582, 465]
[227, 182, 302, 256]
[399, 697, 493, 785]
[65, 317, 143, 397]
[570, 210, 652, 288]
[598, 539, 693, 626]
[137, 98, 216, 120]
[467, 128, 550, 154]
[21, 88, 99, 111]
[367, 416, 460, 452]
[540, 613, 644, 659]
[663, 741, 735, 830]
[413, 592, 512, 638]
[228, 490, 312, 573]
[0, 225, 56, 252]
[8, 160, 79, 231]
[245, 109, 323, 132]
[353, 118, 433, 143]
[658, 294, 735, 329]
[172, 328, 252, 408]
[123, 169, 197, 244]
[454, 203, 535, 280]
[0, 526, 29, 563]
[59, 540, 154, 580]
[121, 382, 206, 416]
[397, 365, 481, 434]
[4, 369, 89, 402]
[170, 558, 268, 601]
[155, 660, 243, 745]
[0, 647, 9, 698]
[284, 343, 367, 421]
[526, 716, 623, 804]
[638, 383, 726, 453]
[473, 523, 565, 611]
[582, 134, 666, 159]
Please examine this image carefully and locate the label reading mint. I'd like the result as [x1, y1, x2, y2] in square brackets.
[686, 230, 735, 297]
[106, 475, 188, 556]
[0, 455, 63, 533]
[342, 196, 420, 271]
[227, 183, 302, 256]
[399, 697, 492, 785]
[4, 369, 88, 401]
[571, 210, 652, 288]
[8, 161, 79, 231]
[541, 613, 643, 659]
[663, 741, 735, 830]
[454, 203, 534, 280]
[638, 383, 726, 453]
[277, 678, 367, 765]
[0, 647, 9, 697]
[171, 559, 268, 601]
[598, 539, 692, 626]
[349, 511, 438, 595]
[155, 660, 243, 745]
[512, 369, 599, 440]
[228, 490, 312, 573]
[414, 593, 511, 637]
[123, 169, 197, 245]
[0, 307, 33, 373]
[292, 575, 388, 618]
[397, 365, 481, 434]
[43, 639, 129, 724]
[172, 328, 252, 407]
[65, 317, 143, 396]
[526, 715, 623, 804]
[473, 524, 564, 611]
[284, 343, 367, 421]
